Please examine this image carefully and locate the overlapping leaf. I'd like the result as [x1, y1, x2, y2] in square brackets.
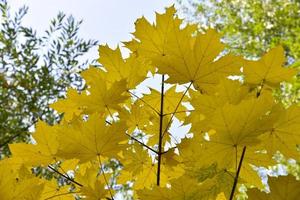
[129, 6, 243, 93]
[247, 175, 300, 200]
[244, 46, 297, 87]
[57, 114, 128, 163]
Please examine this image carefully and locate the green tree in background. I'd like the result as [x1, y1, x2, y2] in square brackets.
[0, 0, 97, 156]
[178, 0, 300, 105]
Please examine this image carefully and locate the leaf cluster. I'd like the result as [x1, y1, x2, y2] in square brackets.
[1, 6, 300, 200]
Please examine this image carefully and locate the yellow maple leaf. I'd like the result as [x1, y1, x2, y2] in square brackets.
[247, 175, 300, 200]
[51, 88, 84, 121]
[40, 180, 74, 200]
[121, 101, 154, 134]
[137, 176, 217, 200]
[244, 46, 297, 87]
[9, 121, 59, 166]
[98, 45, 153, 88]
[141, 86, 189, 120]
[187, 79, 251, 133]
[0, 160, 44, 200]
[51, 67, 129, 120]
[258, 104, 300, 158]
[129, 6, 243, 93]
[57, 114, 128, 163]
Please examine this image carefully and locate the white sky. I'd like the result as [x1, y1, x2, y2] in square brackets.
[10, 0, 176, 57]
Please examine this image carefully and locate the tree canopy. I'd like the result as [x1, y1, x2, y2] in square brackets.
[0, 6, 299, 200]
[0, 0, 97, 155]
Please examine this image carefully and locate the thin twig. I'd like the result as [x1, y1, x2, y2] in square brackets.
[126, 133, 158, 154]
[157, 74, 165, 186]
[229, 146, 247, 200]
[162, 81, 193, 138]
[106, 106, 115, 123]
[48, 165, 83, 187]
[127, 90, 160, 115]
[105, 119, 157, 154]
[97, 155, 115, 200]
[163, 109, 194, 116]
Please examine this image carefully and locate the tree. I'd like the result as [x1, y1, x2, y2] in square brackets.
[1, 6, 300, 200]
[0, 0, 97, 156]
[178, 0, 300, 105]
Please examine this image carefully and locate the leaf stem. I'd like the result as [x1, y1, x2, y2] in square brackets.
[127, 90, 160, 115]
[97, 155, 115, 200]
[163, 109, 194, 116]
[105, 120, 157, 155]
[162, 81, 193, 138]
[157, 74, 165, 186]
[229, 146, 247, 200]
[125, 133, 158, 154]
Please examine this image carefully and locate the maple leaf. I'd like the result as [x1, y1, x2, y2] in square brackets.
[0, 160, 44, 200]
[177, 94, 276, 189]
[129, 6, 243, 93]
[57, 114, 128, 163]
[187, 79, 251, 133]
[247, 175, 300, 200]
[244, 46, 297, 87]
[120, 144, 153, 176]
[205, 93, 274, 146]
[40, 181, 74, 200]
[98, 45, 153, 88]
[141, 86, 189, 120]
[80, 180, 109, 200]
[121, 101, 154, 134]
[9, 121, 59, 166]
[50, 88, 84, 121]
[51, 67, 129, 119]
[137, 176, 217, 200]
[258, 104, 300, 158]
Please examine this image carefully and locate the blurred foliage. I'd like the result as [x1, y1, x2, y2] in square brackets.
[0, 0, 97, 156]
[178, 0, 300, 105]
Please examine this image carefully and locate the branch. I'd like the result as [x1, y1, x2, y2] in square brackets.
[105, 119, 157, 154]
[48, 165, 83, 187]
[157, 74, 165, 186]
[125, 133, 158, 154]
[229, 146, 247, 200]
